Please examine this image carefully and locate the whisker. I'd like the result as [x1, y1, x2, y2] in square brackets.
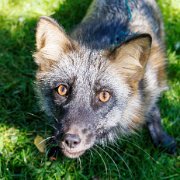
[78, 157, 82, 171]
[88, 149, 93, 171]
[111, 142, 137, 159]
[119, 138, 157, 163]
[26, 112, 42, 120]
[95, 144, 121, 179]
[38, 136, 55, 146]
[89, 149, 94, 160]
[46, 124, 58, 131]
[105, 145, 133, 178]
[52, 114, 59, 123]
[92, 147, 108, 177]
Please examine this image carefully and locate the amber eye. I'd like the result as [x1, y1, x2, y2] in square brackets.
[98, 91, 111, 103]
[57, 84, 68, 96]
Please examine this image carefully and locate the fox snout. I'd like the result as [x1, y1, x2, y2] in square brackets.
[63, 134, 81, 149]
[58, 125, 95, 158]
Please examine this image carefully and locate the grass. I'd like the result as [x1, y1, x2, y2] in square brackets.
[0, 0, 179, 179]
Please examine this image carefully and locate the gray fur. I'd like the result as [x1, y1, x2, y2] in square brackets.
[34, 0, 176, 158]
[72, 0, 163, 48]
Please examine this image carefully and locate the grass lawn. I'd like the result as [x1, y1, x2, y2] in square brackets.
[0, 0, 179, 179]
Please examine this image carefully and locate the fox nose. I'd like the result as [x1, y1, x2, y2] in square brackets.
[63, 134, 81, 148]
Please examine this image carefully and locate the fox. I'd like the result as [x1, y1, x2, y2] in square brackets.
[33, 0, 176, 158]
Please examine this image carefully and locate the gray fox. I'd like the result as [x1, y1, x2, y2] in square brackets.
[33, 0, 176, 158]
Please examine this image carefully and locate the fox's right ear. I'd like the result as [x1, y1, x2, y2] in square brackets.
[106, 34, 152, 89]
[34, 16, 76, 68]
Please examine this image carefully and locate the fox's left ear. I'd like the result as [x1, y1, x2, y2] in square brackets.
[34, 16, 76, 69]
[107, 34, 152, 87]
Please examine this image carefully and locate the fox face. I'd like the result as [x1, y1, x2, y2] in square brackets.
[34, 17, 152, 158]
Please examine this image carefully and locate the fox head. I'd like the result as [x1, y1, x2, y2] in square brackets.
[33, 17, 152, 158]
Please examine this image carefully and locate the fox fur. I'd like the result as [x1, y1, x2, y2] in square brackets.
[33, 0, 176, 158]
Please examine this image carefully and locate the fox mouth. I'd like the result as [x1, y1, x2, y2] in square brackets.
[62, 149, 85, 158]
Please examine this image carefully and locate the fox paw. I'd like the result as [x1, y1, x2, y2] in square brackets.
[159, 133, 176, 154]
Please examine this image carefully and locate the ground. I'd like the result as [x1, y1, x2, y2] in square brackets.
[0, 0, 179, 179]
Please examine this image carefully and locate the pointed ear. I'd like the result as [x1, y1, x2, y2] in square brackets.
[34, 16, 76, 68]
[107, 34, 152, 87]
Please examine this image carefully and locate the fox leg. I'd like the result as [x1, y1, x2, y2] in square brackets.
[147, 105, 176, 154]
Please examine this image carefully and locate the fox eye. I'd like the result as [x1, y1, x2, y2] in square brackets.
[57, 84, 68, 96]
[98, 91, 111, 103]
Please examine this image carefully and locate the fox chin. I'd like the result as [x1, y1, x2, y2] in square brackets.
[33, 0, 176, 158]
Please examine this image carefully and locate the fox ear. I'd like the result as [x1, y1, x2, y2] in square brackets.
[34, 16, 76, 67]
[108, 34, 152, 87]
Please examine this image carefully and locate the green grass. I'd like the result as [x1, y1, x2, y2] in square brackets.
[0, 0, 179, 179]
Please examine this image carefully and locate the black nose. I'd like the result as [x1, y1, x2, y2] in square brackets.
[63, 134, 81, 148]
